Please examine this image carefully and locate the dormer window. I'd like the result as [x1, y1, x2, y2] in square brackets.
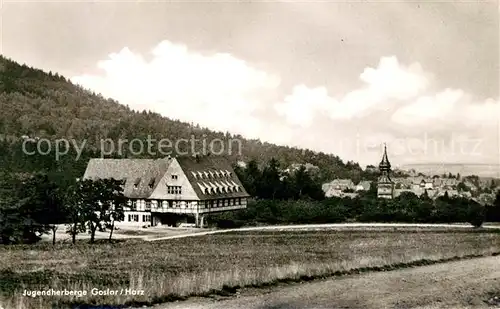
[148, 177, 155, 188]
[197, 182, 207, 194]
[134, 178, 141, 188]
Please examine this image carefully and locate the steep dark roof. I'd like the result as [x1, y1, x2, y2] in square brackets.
[177, 155, 250, 200]
[83, 158, 171, 199]
[83, 156, 250, 201]
[378, 174, 393, 184]
[379, 144, 391, 170]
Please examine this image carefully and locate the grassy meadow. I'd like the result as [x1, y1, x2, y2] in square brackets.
[1, 228, 500, 308]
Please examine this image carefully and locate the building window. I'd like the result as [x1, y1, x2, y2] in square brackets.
[229, 198, 234, 206]
[142, 215, 151, 222]
[128, 214, 139, 222]
[167, 186, 182, 194]
[134, 178, 141, 188]
[145, 200, 151, 210]
[171, 174, 178, 180]
[148, 177, 155, 188]
[237, 198, 242, 205]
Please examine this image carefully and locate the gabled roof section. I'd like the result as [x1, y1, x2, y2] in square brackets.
[176, 155, 250, 200]
[83, 157, 172, 199]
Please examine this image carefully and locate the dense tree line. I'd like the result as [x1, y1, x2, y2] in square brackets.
[0, 172, 126, 245]
[217, 157, 500, 228]
[212, 186, 500, 228]
[234, 158, 325, 201]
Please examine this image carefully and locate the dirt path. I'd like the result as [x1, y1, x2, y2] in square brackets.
[145, 223, 500, 241]
[151, 255, 500, 309]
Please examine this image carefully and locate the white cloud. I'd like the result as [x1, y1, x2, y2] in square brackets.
[272, 55, 498, 166]
[72, 46, 499, 167]
[274, 56, 429, 125]
[391, 88, 464, 126]
[274, 85, 335, 127]
[392, 89, 500, 127]
[359, 56, 429, 100]
[71, 41, 280, 137]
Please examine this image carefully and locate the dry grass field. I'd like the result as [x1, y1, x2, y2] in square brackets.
[1, 228, 500, 309]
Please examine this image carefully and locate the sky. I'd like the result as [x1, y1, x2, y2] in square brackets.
[1, 0, 499, 168]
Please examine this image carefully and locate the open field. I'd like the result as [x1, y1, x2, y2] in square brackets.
[1, 228, 500, 308]
[155, 255, 500, 309]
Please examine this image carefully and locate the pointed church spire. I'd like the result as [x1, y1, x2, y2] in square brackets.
[377, 143, 394, 199]
[379, 143, 391, 170]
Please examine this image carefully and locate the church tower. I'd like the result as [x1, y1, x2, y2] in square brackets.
[377, 144, 394, 199]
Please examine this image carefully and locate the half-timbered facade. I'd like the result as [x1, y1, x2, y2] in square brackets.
[83, 155, 250, 227]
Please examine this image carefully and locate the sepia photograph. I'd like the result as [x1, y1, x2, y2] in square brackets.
[0, 0, 499, 308]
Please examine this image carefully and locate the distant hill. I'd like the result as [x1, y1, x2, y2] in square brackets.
[0, 55, 364, 181]
[399, 163, 500, 178]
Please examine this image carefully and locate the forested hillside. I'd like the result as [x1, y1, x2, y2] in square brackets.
[0, 55, 363, 181]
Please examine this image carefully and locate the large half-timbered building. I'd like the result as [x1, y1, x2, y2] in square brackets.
[83, 155, 250, 227]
